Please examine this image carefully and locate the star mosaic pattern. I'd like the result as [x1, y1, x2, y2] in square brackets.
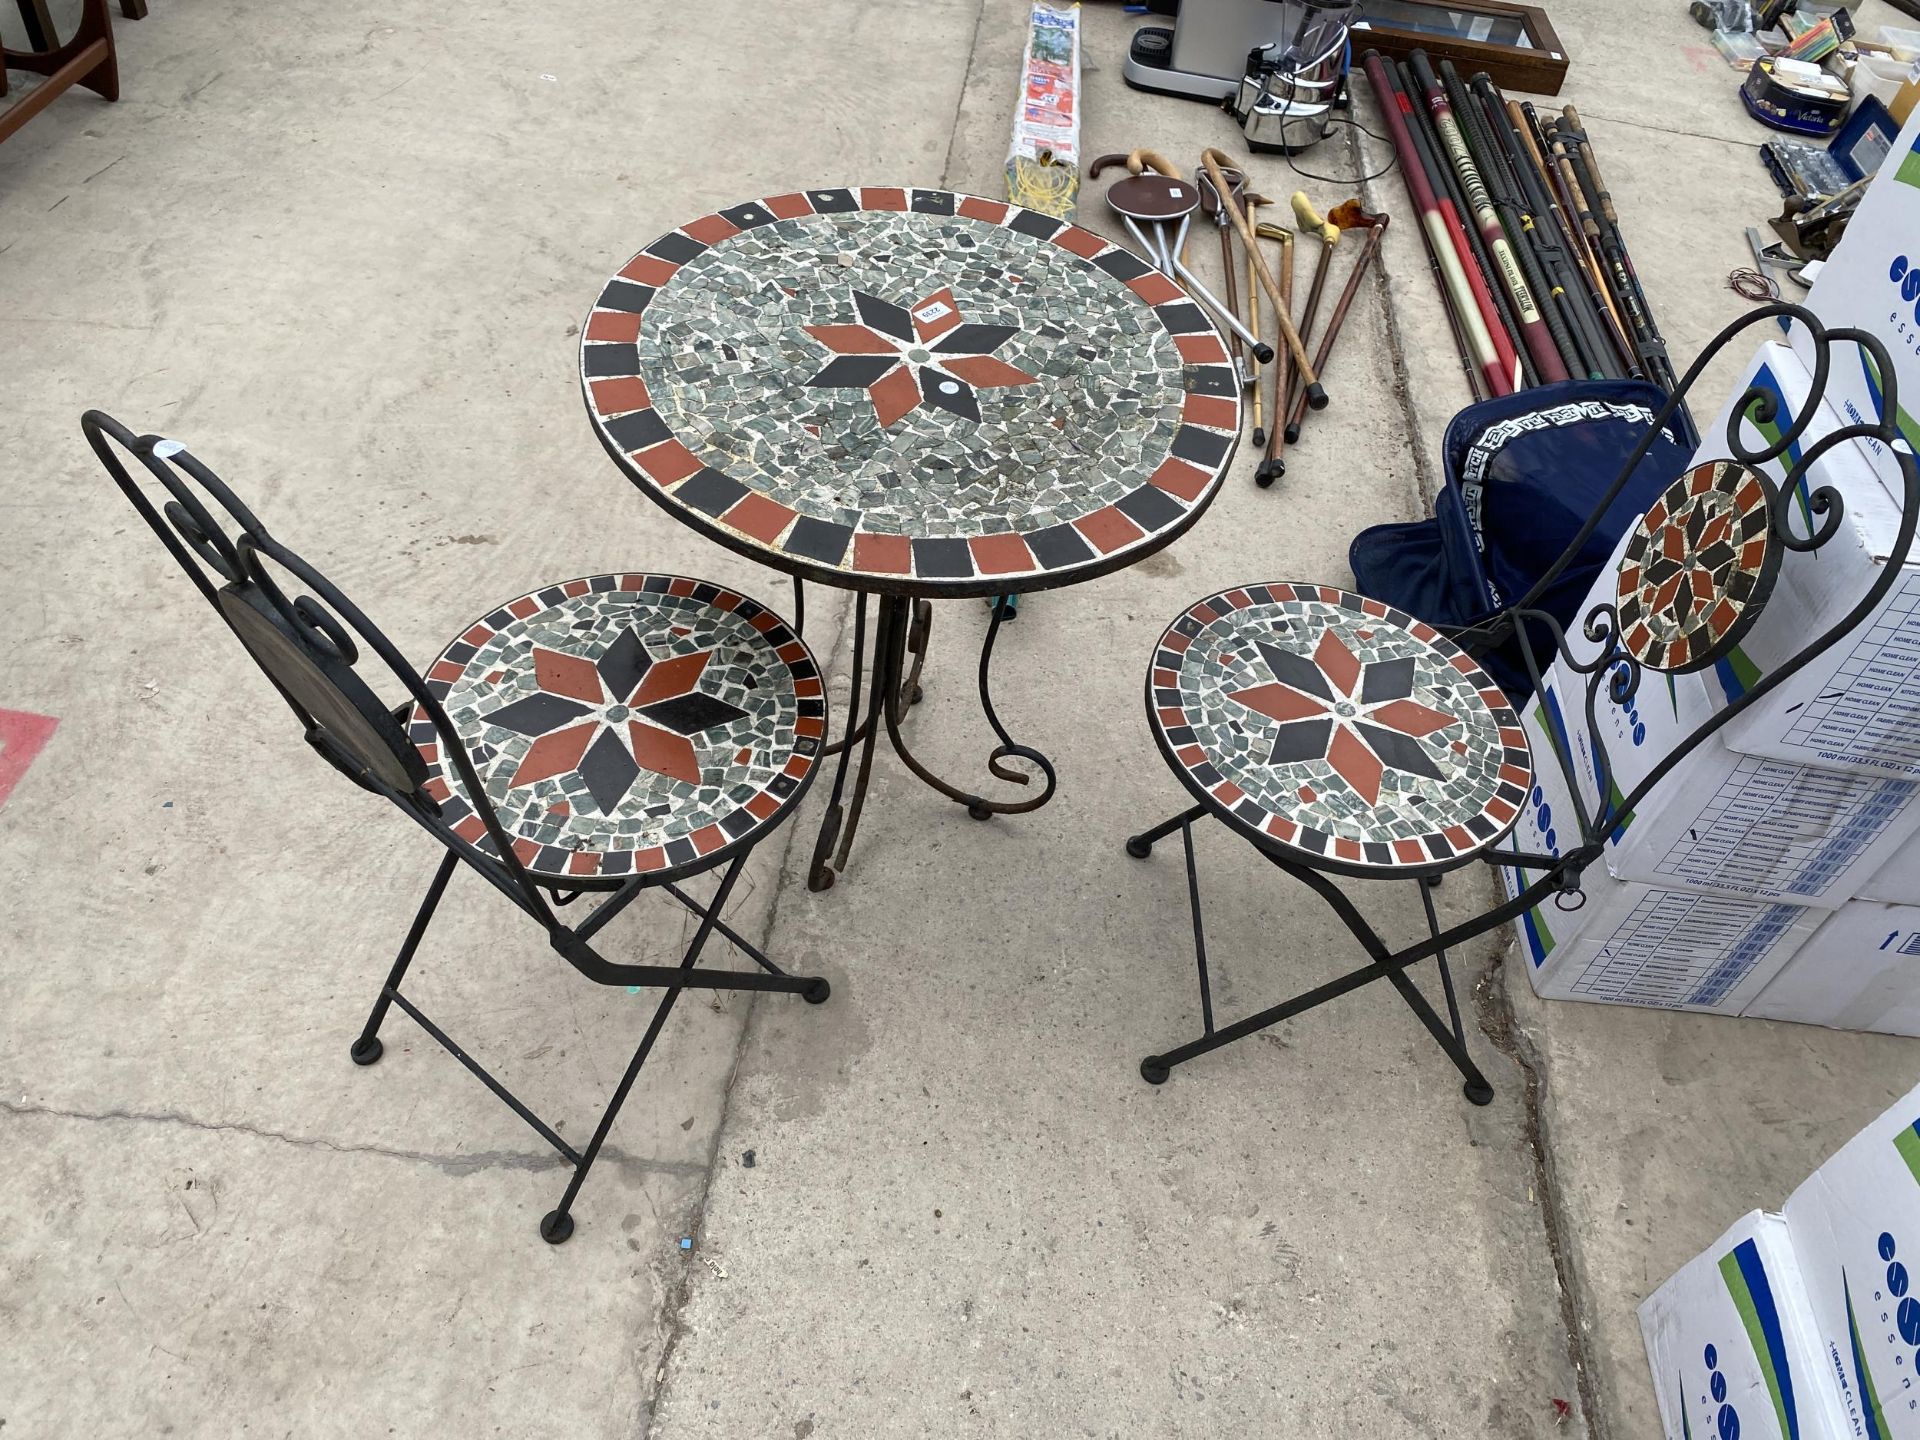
[1614, 459, 1780, 674]
[803, 286, 1038, 426]
[580, 187, 1240, 597]
[410, 576, 824, 881]
[1149, 585, 1531, 874]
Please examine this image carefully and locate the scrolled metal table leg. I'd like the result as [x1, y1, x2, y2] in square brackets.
[807, 593, 870, 892]
[884, 594, 1058, 820]
[832, 598, 902, 872]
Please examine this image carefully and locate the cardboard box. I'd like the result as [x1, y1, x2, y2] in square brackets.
[1787, 100, 1920, 483]
[1546, 520, 1920, 907]
[1747, 901, 1920, 1036]
[1640, 1210, 1848, 1440]
[1783, 1083, 1920, 1439]
[1500, 676, 1822, 1013]
[1867, 839, 1920, 902]
[1687, 343, 1920, 782]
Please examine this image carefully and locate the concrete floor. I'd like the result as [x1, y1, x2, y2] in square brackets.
[3, 1, 1918, 1436]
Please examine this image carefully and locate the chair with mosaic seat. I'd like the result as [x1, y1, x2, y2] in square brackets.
[85, 411, 830, 1245]
[1123, 307, 1920, 1103]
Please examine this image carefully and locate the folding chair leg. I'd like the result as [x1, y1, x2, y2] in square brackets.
[1137, 833, 1496, 1106]
[350, 849, 459, 1066]
[1125, 803, 1208, 859]
[1411, 877, 1494, 1106]
[539, 851, 748, 1245]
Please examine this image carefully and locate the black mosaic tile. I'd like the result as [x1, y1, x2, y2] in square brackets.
[648, 232, 707, 264]
[599, 280, 654, 314]
[583, 343, 640, 378]
[675, 468, 750, 518]
[604, 408, 672, 453]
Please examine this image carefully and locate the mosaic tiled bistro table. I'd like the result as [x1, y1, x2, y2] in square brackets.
[581, 187, 1241, 887]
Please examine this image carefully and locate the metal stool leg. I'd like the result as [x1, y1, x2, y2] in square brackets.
[1143, 818, 1220, 1085]
[1125, 803, 1208, 859]
[539, 852, 748, 1244]
[1414, 877, 1493, 1105]
[350, 849, 459, 1066]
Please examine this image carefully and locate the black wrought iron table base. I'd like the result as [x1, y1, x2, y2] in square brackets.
[1125, 805, 1494, 1105]
[803, 588, 1057, 892]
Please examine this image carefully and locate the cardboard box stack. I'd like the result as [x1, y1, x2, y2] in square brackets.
[1504, 102, 1920, 1037]
[1642, 1083, 1920, 1440]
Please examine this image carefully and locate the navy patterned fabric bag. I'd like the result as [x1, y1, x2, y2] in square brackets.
[1349, 380, 1693, 700]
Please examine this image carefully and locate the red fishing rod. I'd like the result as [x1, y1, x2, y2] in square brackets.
[1360, 49, 1511, 399]
[1408, 50, 1567, 385]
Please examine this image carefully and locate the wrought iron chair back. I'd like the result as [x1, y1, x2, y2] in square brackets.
[83, 411, 569, 927]
[1473, 305, 1920, 907]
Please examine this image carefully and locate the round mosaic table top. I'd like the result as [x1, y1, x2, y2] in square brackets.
[1613, 459, 1780, 675]
[409, 575, 823, 883]
[580, 187, 1241, 598]
[1148, 584, 1532, 877]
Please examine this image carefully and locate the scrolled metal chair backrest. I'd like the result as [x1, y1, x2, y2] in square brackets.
[1485, 305, 1920, 878]
[83, 411, 560, 916]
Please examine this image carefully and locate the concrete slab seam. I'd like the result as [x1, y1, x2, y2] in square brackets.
[1472, 937, 1606, 1439]
[1355, 124, 1445, 513]
[0, 1097, 705, 1179]
[639, 586, 859, 1437]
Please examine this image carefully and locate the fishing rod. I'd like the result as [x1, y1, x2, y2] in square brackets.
[1390, 57, 1524, 391]
[1439, 58, 1592, 380]
[1451, 63, 1615, 380]
[1498, 89, 1636, 377]
[1545, 113, 1675, 404]
[1359, 49, 1510, 400]
[1563, 105, 1684, 409]
[1408, 50, 1566, 384]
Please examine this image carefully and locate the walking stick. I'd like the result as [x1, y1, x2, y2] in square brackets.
[1199, 148, 1327, 409]
[1201, 167, 1248, 378]
[1291, 192, 1340, 354]
[1259, 222, 1297, 484]
[1278, 207, 1390, 461]
[1246, 196, 1265, 448]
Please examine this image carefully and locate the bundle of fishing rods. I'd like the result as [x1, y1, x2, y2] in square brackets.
[1362, 49, 1695, 443]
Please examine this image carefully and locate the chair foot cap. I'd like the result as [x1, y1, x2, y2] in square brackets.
[540, 1210, 575, 1245]
[967, 802, 993, 821]
[1125, 835, 1154, 859]
[1140, 1058, 1171, 1085]
[350, 1036, 383, 1067]
[803, 978, 832, 1006]
[1463, 1079, 1494, 1107]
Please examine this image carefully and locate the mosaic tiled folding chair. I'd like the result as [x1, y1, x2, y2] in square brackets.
[85, 413, 830, 1243]
[1124, 308, 1920, 1101]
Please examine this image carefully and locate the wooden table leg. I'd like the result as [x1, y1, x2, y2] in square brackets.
[120, 0, 146, 18]
[15, 0, 54, 51]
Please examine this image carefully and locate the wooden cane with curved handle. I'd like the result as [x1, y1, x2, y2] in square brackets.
[1200, 149, 1325, 408]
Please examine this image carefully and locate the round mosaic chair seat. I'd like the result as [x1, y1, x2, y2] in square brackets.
[409, 575, 824, 883]
[1147, 584, 1532, 876]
